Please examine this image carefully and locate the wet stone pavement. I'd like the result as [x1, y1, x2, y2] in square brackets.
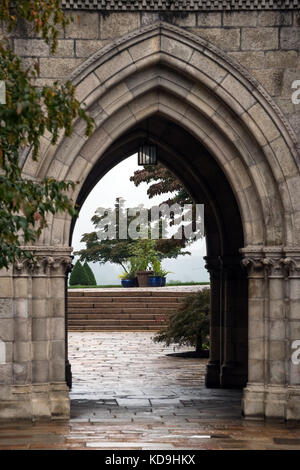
[1, 331, 300, 450]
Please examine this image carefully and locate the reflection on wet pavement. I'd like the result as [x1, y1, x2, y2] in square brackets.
[0, 332, 299, 450]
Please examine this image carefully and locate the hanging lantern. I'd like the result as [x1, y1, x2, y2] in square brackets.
[138, 142, 157, 166]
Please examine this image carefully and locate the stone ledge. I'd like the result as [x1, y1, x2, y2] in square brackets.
[61, 0, 300, 11]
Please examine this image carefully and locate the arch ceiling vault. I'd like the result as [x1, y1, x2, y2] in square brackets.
[2, 22, 300, 421]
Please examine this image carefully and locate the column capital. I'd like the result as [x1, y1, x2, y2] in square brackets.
[282, 247, 300, 277]
[240, 246, 286, 278]
[204, 255, 222, 278]
[13, 247, 73, 277]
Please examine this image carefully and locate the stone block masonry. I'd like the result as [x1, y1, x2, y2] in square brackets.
[3, 5, 300, 424]
[11, 9, 300, 141]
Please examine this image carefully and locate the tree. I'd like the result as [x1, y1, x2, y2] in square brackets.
[75, 198, 190, 271]
[130, 163, 202, 250]
[130, 163, 191, 205]
[0, 1, 94, 269]
[83, 261, 97, 286]
[69, 260, 90, 286]
[153, 288, 211, 352]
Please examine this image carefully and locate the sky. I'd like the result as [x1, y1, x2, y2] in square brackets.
[71, 154, 209, 285]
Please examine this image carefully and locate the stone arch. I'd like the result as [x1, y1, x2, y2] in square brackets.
[22, 22, 300, 249]
[5, 22, 300, 421]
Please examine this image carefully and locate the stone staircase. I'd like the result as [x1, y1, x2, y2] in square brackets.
[67, 287, 200, 331]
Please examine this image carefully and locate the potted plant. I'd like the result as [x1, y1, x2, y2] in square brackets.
[118, 259, 138, 287]
[149, 258, 172, 287]
[129, 240, 157, 287]
[157, 269, 172, 286]
[118, 271, 137, 287]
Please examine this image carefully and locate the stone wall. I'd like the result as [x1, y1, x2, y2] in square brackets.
[2, 6, 300, 421]
[9, 9, 300, 142]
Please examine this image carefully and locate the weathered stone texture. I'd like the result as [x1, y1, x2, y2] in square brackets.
[65, 12, 99, 39]
[75, 39, 108, 57]
[242, 27, 279, 50]
[197, 12, 222, 26]
[280, 27, 300, 50]
[223, 11, 257, 26]
[251, 69, 284, 96]
[39, 58, 83, 78]
[191, 27, 241, 51]
[257, 11, 293, 26]
[101, 13, 140, 39]
[14, 39, 49, 57]
[229, 51, 265, 69]
[52, 40, 75, 58]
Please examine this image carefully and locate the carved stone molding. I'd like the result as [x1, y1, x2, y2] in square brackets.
[204, 255, 222, 279]
[241, 246, 300, 278]
[282, 257, 300, 277]
[13, 247, 73, 277]
[61, 0, 300, 11]
[241, 256, 265, 277]
[262, 257, 286, 278]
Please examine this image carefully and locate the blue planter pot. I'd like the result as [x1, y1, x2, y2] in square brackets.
[149, 276, 162, 287]
[121, 279, 137, 288]
[160, 277, 166, 287]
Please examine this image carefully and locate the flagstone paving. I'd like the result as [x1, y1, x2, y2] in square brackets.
[0, 331, 300, 450]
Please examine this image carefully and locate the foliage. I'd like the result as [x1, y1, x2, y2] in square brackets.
[153, 288, 211, 352]
[0, 1, 94, 269]
[0, 0, 70, 54]
[75, 198, 190, 271]
[130, 163, 202, 251]
[69, 260, 90, 286]
[75, 198, 138, 271]
[83, 261, 97, 285]
[128, 239, 159, 272]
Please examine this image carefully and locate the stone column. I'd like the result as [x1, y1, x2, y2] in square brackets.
[204, 256, 222, 388]
[0, 247, 72, 421]
[284, 248, 300, 420]
[263, 248, 287, 420]
[0, 266, 14, 420]
[47, 253, 72, 419]
[65, 260, 74, 389]
[220, 255, 248, 388]
[240, 247, 266, 419]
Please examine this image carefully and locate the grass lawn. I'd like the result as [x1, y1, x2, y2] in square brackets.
[68, 281, 210, 288]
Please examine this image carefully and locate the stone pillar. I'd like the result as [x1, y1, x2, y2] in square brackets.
[284, 248, 300, 420]
[220, 255, 248, 388]
[64, 259, 73, 389]
[241, 246, 300, 421]
[0, 266, 14, 419]
[0, 247, 72, 421]
[263, 248, 287, 420]
[204, 256, 222, 388]
[240, 247, 266, 419]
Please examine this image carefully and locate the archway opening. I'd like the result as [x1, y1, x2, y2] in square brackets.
[66, 115, 248, 419]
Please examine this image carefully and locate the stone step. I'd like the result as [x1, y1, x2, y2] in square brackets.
[67, 288, 202, 331]
[68, 312, 169, 320]
[68, 290, 193, 298]
[68, 302, 177, 309]
[68, 318, 163, 326]
[68, 297, 183, 304]
[68, 307, 175, 314]
[68, 325, 161, 331]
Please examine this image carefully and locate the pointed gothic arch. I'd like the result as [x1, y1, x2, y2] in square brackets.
[2, 22, 300, 421]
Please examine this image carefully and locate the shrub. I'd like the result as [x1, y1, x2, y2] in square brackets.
[69, 260, 90, 286]
[83, 262, 97, 285]
[153, 288, 210, 352]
